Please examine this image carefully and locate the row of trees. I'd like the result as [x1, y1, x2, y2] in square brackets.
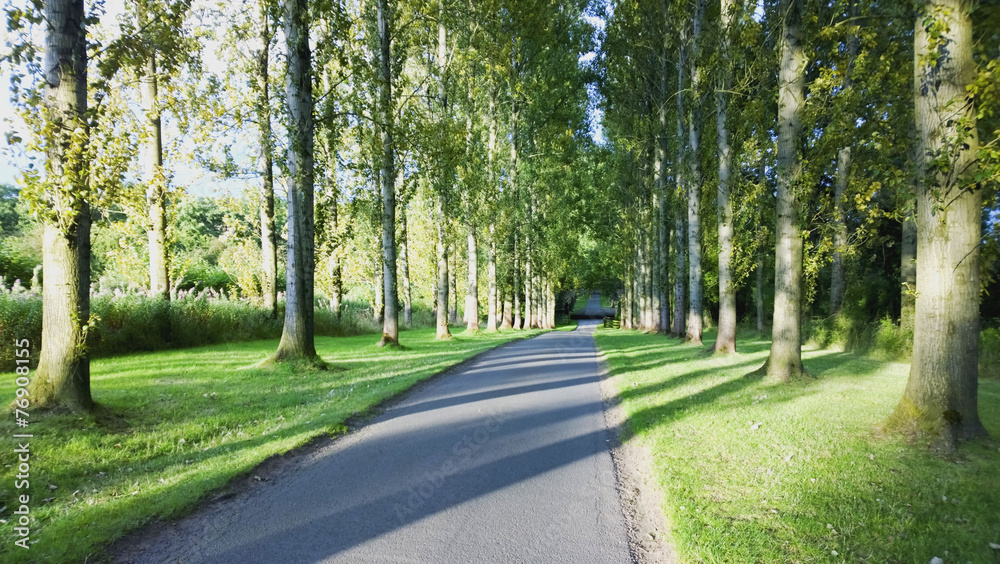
[8, 0, 600, 411]
[597, 0, 998, 449]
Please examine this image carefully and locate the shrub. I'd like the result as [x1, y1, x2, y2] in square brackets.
[804, 314, 911, 361]
[0, 289, 441, 371]
[981, 328, 1000, 379]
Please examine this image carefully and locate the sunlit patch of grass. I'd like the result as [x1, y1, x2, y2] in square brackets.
[596, 327, 1000, 564]
[0, 326, 546, 562]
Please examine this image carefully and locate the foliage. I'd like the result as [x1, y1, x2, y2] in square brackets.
[982, 328, 1000, 380]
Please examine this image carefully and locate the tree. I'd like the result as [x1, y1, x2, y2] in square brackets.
[270, 0, 318, 363]
[434, 7, 452, 341]
[27, 0, 94, 410]
[713, 0, 737, 353]
[685, 0, 706, 345]
[757, 0, 807, 382]
[138, 2, 170, 300]
[886, 0, 986, 447]
[255, 0, 278, 318]
[376, 0, 399, 347]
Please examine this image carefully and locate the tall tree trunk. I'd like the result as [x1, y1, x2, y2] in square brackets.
[887, 0, 985, 447]
[485, 83, 500, 332]
[714, 0, 736, 353]
[760, 0, 806, 381]
[435, 195, 451, 338]
[756, 251, 765, 334]
[400, 203, 412, 327]
[257, 0, 277, 318]
[525, 234, 533, 329]
[487, 228, 498, 331]
[546, 280, 555, 328]
[830, 5, 858, 317]
[513, 238, 522, 329]
[501, 277, 513, 329]
[272, 0, 317, 362]
[830, 147, 849, 315]
[465, 222, 479, 331]
[375, 269, 384, 323]
[673, 37, 687, 338]
[638, 229, 648, 330]
[434, 8, 451, 340]
[656, 67, 670, 333]
[672, 214, 686, 336]
[685, 0, 705, 345]
[376, 0, 398, 347]
[29, 0, 92, 410]
[449, 244, 458, 324]
[141, 29, 169, 300]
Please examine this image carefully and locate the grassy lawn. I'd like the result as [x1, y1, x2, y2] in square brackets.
[0, 325, 554, 562]
[600, 294, 613, 308]
[596, 327, 1000, 564]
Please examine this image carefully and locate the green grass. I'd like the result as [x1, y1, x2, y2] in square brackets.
[600, 294, 613, 308]
[596, 327, 1000, 564]
[0, 325, 550, 562]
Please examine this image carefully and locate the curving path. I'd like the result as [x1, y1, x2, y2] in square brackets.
[116, 308, 631, 564]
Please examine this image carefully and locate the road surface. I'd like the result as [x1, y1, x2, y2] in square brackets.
[117, 309, 631, 563]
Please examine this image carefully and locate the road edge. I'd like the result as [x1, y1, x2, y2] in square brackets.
[596, 338, 679, 564]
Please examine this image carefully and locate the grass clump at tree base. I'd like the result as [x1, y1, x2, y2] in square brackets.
[595, 326, 1000, 564]
[0, 325, 548, 563]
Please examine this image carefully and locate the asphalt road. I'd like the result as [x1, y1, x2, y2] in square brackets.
[118, 300, 631, 564]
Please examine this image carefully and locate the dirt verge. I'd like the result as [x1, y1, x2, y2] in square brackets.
[598, 348, 679, 564]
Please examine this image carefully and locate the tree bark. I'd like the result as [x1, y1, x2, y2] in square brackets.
[830, 147, 849, 316]
[525, 234, 533, 329]
[141, 18, 169, 300]
[434, 8, 451, 340]
[400, 202, 412, 327]
[756, 251, 765, 334]
[673, 34, 687, 339]
[685, 0, 705, 345]
[830, 7, 858, 317]
[449, 244, 458, 324]
[29, 0, 93, 411]
[465, 222, 479, 331]
[887, 0, 985, 447]
[257, 0, 277, 318]
[486, 227, 498, 331]
[435, 194, 451, 339]
[672, 213, 686, 336]
[760, 0, 806, 381]
[501, 277, 513, 329]
[376, 0, 398, 347]
[513, 238, 522, 329]
[272, 0, 317, 362]
[713, 0, 736, 353]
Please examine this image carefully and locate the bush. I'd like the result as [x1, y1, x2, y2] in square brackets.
[804, 314, 911, 361]
[0, 291, 43, 368]
[982, 328, 1000, 379]
[0, 239, 38, 289]
[0, 289, 441, 371]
